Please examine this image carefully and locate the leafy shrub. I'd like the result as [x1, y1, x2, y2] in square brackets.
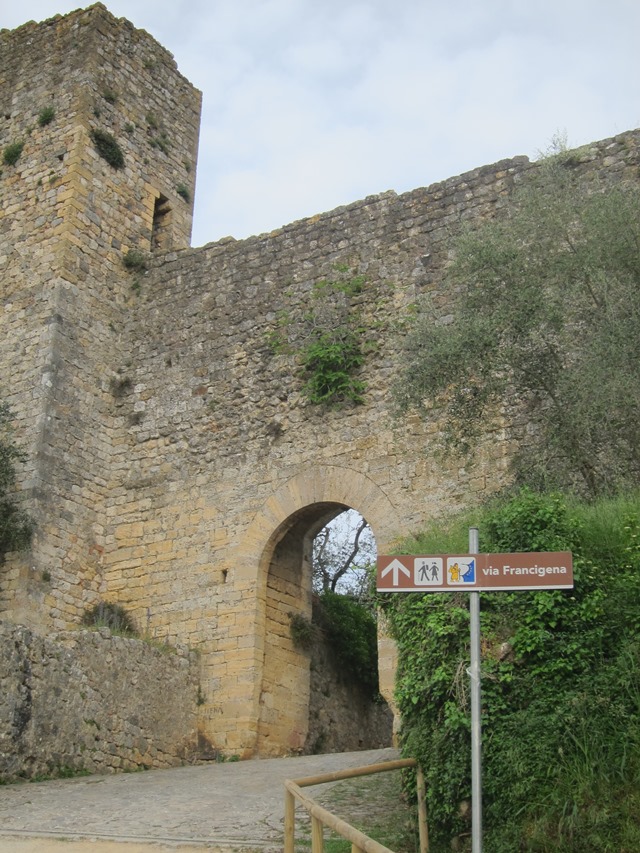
[289, 612, 318, 650]
[3, 141, 24, 166]
[122, 249, 149, 273]
[37, 106, 55, 127]
[109, 376, 133, 399]
[381, 489, 640, 851]
[313, 591, 379, 695]
[176, 183, 190, 202]
[90, 129, 124, 169]
[151, 134, 170, 154]
[301, 328, 365, 406]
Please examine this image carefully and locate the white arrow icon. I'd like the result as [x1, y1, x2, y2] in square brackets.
[381, 559, 411, 586]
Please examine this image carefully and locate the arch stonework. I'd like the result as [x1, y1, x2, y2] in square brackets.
[230, 466, 401, 756]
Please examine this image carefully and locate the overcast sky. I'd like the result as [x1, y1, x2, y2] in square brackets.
[6, 2, 640, 248]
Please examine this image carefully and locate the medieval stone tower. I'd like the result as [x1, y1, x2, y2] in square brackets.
[2, 5, 639, 762]
[0, 1, 200, 629]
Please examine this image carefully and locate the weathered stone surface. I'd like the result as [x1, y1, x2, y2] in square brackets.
[0, 620, 200, 781]
[306, 635, 393, 755]
[1, 5, 639, 761]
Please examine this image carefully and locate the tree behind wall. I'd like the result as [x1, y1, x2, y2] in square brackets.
[312, 508, 376, 596]
[394, 149, 640, 497]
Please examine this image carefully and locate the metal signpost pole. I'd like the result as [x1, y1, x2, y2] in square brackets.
[377, 546, 573, 853]
[468, 526, 482, 853]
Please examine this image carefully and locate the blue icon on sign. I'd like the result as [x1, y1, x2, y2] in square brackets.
[447, 558, 476, 584]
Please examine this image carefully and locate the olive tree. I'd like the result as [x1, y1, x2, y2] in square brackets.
[394, 150, 640, 496]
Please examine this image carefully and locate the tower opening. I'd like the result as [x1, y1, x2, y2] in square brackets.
[151, 195, 172, 251]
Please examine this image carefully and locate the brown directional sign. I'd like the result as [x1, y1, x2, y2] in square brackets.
[377, 551, 573, 592]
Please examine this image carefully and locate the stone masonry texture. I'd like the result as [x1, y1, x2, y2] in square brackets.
[1, 4, 640, 765]
[0, 620, 200, 781]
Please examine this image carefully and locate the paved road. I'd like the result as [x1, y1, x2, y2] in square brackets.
[0, 748, 399, 852]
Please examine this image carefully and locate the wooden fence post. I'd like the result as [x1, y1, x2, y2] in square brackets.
[284, 787, 295, 853]
[416, 766, 429, 853]
[312, 814, 324, 853]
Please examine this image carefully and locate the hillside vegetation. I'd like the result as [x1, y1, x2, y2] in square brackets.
[380, 489, 640, 852]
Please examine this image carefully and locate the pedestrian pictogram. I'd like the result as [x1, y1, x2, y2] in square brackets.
[415, 557, 443, 585]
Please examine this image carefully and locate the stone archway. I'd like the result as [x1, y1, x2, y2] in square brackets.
[232, 465, 403, 757]
[256, 501, 347, 756]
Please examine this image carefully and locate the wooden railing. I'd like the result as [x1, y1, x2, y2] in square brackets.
[284, 757, 428, 853]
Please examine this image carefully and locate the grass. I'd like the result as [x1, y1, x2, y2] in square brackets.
[294, 769, 419, 852]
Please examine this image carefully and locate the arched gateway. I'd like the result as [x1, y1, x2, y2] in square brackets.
[231, 467, 400, 756]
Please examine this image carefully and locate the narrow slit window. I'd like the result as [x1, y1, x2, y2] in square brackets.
[151, 195, 171, 251]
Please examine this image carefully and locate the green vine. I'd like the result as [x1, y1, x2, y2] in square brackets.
[264, 272, 369, 407]
[301, 327, 365, 406]
[380, 489, 640, 850]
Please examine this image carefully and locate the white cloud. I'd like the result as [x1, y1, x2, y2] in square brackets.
[5, 1, 640, 246]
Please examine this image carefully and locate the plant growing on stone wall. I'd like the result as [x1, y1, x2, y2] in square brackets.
[90, 128, 124, 169]
[301, 326, 365, 406]
[151, 134, 170, 155]
[0, 402, 34, 561]
[123, 249, 149, 273]
[263, 272, 369, 406]
[312, 275, 365, 299]
[3, 141, 24, 166]
[109, 376, 133, 398]
[82, 601, 137, 635]
[301, 274, 368, 407]
[176, 183, 190, 202]
[100, 87, 118, 104]
[289, 612, 318, 650]
[37, 106, 55, 127]
[265, 309, 294, 355]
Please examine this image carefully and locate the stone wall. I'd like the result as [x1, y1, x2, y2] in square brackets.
[306, 637, 393, 755]
[100, 128, 640, 755]
[2, 5, 640, 760]
[0, 620, 201, 781]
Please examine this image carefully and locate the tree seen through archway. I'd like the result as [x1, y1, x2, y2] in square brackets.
[312, 508, 376, 597]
